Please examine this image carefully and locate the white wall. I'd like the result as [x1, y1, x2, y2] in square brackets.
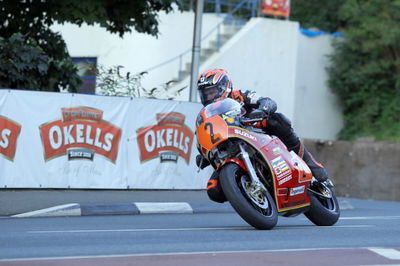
[171, 18, 300, 120]
[293, 34, 343, 140]
[205, 18, 300, 120]
[51, 11, 224, 91]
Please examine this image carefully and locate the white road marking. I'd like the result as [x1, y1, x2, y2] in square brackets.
[369, 248, 400, 260]
[0, 247, 395, 262]
[28, 227, 251, 234]
[11, 204, 81, 218]
[135, 202, 193, 214]
[28, 224, 374, 234]
[340, 216, 400, 220]
[277, 225, 375, 230]
[367, 264, 400, 266]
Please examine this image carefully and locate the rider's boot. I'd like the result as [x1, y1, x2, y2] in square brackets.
[206, 171, 227, 203]
[196, 154, 227, 203]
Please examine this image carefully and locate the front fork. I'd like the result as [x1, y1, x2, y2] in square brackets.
[238, 144, 267, 195]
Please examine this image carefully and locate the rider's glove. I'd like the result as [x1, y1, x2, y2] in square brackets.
[248, 108, 269, 129]
[258, 98, 277, 118]
[196, 154, 210, 169]
[261, 107, 273, 119]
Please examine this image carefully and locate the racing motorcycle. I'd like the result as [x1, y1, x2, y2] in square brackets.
[195, 98, 340, 229]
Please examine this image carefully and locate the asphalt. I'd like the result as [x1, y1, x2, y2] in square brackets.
[0, 189, 354, 218]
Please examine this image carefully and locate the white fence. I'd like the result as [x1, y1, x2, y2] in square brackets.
[0, 89, 212, 189]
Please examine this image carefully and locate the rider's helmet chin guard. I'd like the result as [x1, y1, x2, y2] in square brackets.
[197, 69, 232, 106]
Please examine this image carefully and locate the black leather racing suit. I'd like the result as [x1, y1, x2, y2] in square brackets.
[230, 89, 328, 182]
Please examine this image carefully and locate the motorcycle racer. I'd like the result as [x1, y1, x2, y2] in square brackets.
[196, 69, 329, 202]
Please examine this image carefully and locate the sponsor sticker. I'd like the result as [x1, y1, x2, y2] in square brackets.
[272, 156, 291, 179]
[234, 128, 257, 141]
[273, 147, 282, 155]
[39, 107, 122, 163]
[278, 175, 292, 185]
[222, 115, 235, 125]
[136, 112, 194, 164]
[0, 115, 21, 161]
[290, 185, 305, 196]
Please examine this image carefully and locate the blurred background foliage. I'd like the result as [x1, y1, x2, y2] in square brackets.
[292, 0, 400, 141]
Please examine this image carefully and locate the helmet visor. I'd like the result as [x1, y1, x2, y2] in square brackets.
[199, 85, 220, 106]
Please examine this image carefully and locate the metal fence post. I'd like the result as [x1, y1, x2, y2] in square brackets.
[179, 54, 183, 73]
[216, 24, 221, 51]
[251, 0, 257, 17]
[215, 0, 221, 15]
[189, 0, 204, 102]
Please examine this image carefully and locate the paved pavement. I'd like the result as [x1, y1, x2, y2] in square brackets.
[0, 189, 231, 217]
[0, 189, 354, 217]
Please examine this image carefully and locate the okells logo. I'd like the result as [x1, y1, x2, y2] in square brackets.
[39, 107, 122, 163]
[137, 113, 194, 164]
[0, 115, 21, 161]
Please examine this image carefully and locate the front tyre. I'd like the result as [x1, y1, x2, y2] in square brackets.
[304, 185, 340, 226]
[219, 163, 278, 230]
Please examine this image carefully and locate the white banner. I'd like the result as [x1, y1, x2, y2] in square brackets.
[0, 89, 212, 189]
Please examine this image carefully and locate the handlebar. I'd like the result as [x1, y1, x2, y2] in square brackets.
[240, 117, 264, 123]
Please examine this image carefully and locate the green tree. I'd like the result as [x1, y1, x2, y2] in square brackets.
[0, 33, 82, 92]
[290, 0, 347, 32]
[0, 0, 181, 92]
[328, 0, 400, 141]
[291, 0, 400, 141]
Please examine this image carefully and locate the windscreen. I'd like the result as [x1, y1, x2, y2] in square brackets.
[204, 98, 242, 118]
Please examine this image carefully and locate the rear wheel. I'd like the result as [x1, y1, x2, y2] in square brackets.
[304, 184, 340, 226]
[219, 163, 278, 230]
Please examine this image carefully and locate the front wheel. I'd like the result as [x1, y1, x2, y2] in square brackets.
[304, 184, 340, 226]
[219, 163, 278, 230]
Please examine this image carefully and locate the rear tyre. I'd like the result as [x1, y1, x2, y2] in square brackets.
[304, 186, 340, 226]
[219, 163, 278, 230]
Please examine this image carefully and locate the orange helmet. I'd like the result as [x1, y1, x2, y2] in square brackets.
[197, 69, 232, 106]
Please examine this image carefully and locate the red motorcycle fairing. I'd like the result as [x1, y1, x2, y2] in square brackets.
[218, 158, 248, 172]
[226, 126, 313, 212]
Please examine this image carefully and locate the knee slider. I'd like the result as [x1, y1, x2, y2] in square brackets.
[206, 172, 227, 203]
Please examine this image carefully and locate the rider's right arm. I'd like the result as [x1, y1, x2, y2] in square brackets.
[240, 90, 277, 116]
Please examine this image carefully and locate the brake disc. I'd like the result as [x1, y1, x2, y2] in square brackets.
[241, 176, 269, 209]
